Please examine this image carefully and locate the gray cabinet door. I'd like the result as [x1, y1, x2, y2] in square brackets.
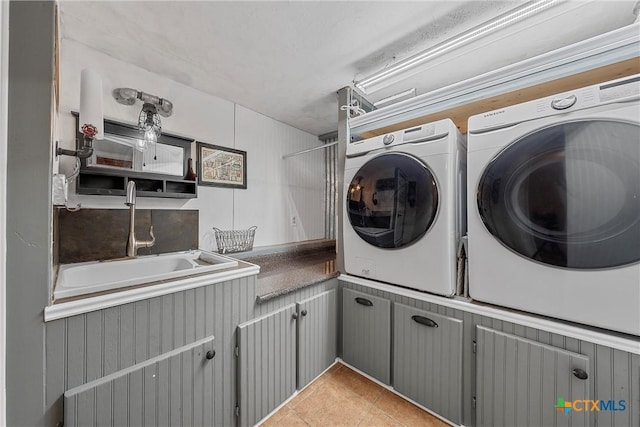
[476, 326, 590, 427]
[236, 304, 297, 427]
[63, 336, 215, 427]
[342, 288, 391, 384]
[393, 303, 463, 425]
[297, 289, 338, 389]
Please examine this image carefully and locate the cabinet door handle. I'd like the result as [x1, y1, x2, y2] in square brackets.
[572, 368, 588, 380]
[206, 350, 215, 360]
[412, 315, 438, 328]
[292, 312, 298, 320]
[355, 297, 373, 307]
[301, 309, 308, 317]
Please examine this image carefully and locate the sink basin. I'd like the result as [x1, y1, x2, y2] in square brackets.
[54, 250, 238, 299]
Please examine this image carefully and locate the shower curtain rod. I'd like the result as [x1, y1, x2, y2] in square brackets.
[282, 140, 339, 159]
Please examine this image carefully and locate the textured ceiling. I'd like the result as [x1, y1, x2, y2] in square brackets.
[59, 1, 637, 137]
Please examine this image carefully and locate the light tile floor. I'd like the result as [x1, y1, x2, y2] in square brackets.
[261, 362, 451, 427]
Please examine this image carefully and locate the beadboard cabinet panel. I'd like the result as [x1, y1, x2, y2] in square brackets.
[297, 289, 338, 389]
[46, 276, 339, 427]
[64, 337, 215, 427]
[237, 289, 339, 427]
[342, 288, 391, 385]
[341, 280, 640, 427]
[393, 303, 463, 425]
[237, 305, 298, 427]
[476, 326, 590, 427]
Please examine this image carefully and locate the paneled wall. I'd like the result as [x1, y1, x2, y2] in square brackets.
[341, 280, 640, 427]
[45, 276, 339, 427]
[234, 105, 325, 244]
[5, 2, 55, 426]
[57, 39, 325, 249]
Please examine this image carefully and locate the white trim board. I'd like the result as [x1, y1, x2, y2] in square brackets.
[339, 274, 640, 355]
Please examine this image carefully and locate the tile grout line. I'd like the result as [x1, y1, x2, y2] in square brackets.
[368, 389, 409, 427]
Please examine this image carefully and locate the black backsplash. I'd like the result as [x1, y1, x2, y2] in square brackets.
[55, 208, 198, 264]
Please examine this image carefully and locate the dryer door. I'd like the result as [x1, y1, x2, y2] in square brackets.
[478, 119, 640, 269]
[347, 153, 438, 249]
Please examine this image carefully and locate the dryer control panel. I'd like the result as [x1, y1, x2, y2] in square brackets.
[468, 74, 640, 133]
[599, 75, 640, 102]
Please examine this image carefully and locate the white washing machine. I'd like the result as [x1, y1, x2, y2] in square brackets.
[467, 74, 640, 336]
[343, 119, 466, 296]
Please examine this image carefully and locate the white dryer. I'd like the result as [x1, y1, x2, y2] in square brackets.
[467, 74, 640, 336]
[343, 119, 466, 296]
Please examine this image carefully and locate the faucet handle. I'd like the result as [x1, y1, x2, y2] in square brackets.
[147, 225, 156, 247]
[138, 225, 156, 250]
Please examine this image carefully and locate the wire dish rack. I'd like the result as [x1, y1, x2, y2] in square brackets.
[213, 226, 257, 254]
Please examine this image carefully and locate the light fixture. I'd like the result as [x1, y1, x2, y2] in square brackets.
[373, 88, 417, 108]
[56, 69, 104, 158]
[137, 103, 161, 152]
[354, 0, 561, 95]
[113, 88, 173, 152]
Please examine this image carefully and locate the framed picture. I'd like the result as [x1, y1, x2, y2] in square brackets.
[197, 142, 247, 189]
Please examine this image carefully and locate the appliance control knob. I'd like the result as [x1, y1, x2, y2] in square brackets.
[383, 134, 395, 145]
[551, 95, 577, 110]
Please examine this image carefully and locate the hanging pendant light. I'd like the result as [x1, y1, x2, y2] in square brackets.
[136, 102, 162, 152]
[112, 88, 173, 153]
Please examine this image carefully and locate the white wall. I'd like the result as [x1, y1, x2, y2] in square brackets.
[58, 39, 325, 249]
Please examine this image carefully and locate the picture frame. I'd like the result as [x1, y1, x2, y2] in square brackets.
[197, 142, 247, 189]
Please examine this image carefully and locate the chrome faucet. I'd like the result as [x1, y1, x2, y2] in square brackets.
[125, 181, 156, 257]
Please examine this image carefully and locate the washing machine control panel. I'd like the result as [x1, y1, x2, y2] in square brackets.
[347, 120, 454, 157]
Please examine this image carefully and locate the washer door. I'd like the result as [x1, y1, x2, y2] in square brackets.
[478, 119, 640, 269]
[347, 153, 438, 249]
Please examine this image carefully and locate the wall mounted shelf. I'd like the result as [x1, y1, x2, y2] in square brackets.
[72, 113, 198, 199]
[350, 24, 640, 139]
[77, 169, 197, 199]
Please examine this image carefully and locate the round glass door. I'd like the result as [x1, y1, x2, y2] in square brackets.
[347, 153, 438, 249]
[478, 120, 640, 269]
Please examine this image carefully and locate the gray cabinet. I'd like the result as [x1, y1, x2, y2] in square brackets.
[237, 304, 298, 427]
[393, 303, 463, 425]
[236, 291, 339, 426]
[341, 280, 640, 427]
[342, 288, 391, 384]
[297, 289, 338, 389]
[63, 336, 215, 427]
[45, 276, 338, 427]
[475, 326, 590, 427]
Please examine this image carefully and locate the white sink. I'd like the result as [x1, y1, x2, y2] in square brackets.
[54, 250, 238, 299]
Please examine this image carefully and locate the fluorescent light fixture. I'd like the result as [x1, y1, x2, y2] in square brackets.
[373, 88, 417, 107]
[354, 0, 561, 95]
